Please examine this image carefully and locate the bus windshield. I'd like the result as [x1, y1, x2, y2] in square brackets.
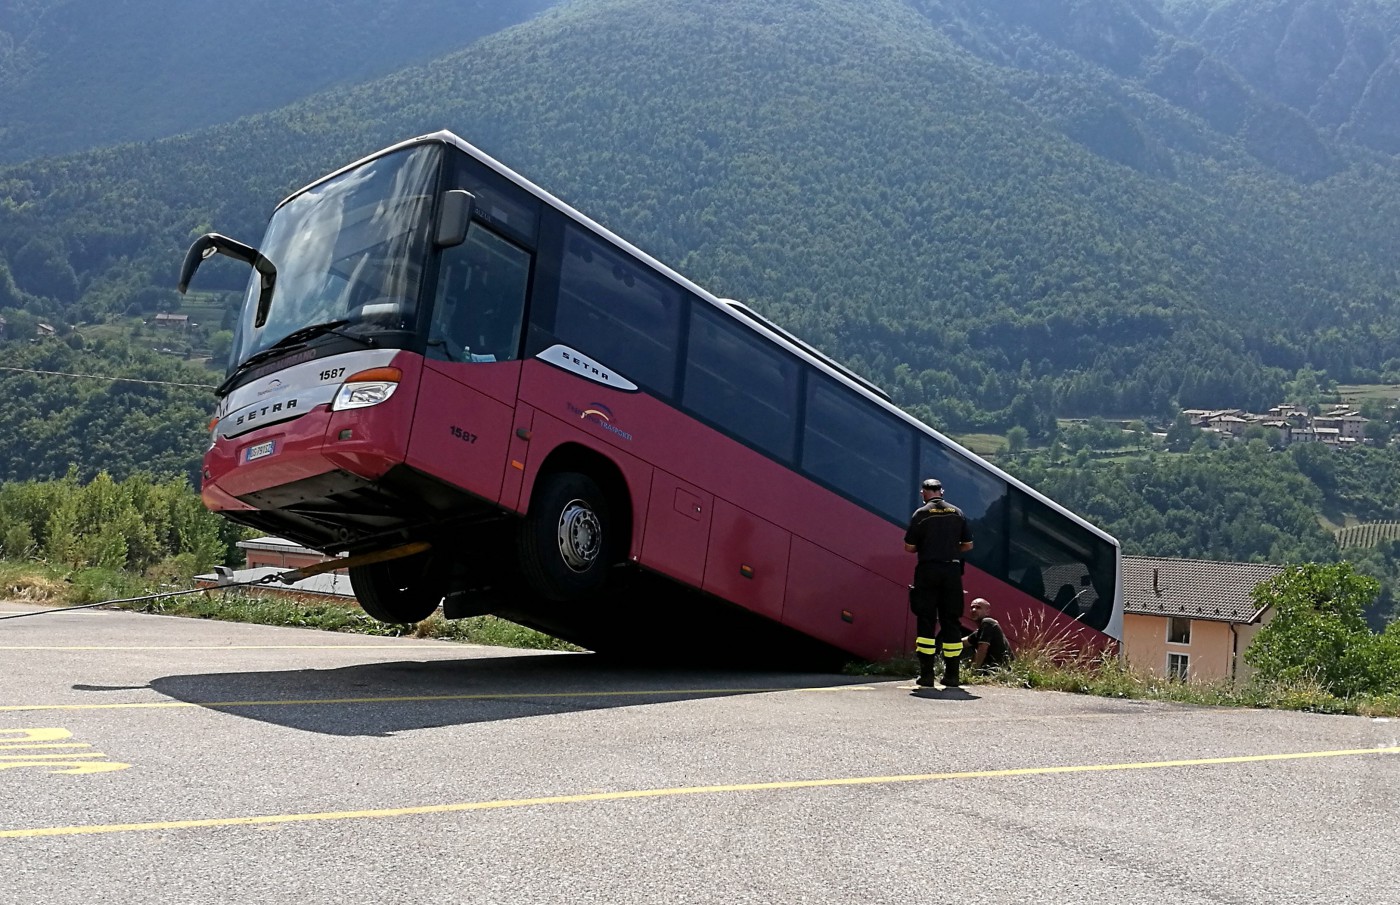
[226, 144, 441, 372]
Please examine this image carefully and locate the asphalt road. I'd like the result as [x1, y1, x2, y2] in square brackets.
[1, 600, 1396, 905]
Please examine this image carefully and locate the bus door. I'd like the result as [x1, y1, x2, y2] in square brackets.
[406, 222, 531, 503]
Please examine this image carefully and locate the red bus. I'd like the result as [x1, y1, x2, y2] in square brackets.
[180, 131, 1121, 663]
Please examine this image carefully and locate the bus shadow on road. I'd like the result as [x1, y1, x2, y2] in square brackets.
[142, 652, 873, 737]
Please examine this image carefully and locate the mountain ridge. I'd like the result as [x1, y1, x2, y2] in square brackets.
[0, 0, 1397, 439]
[0, 0, 559, 162]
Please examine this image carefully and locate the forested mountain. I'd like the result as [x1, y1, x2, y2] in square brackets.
[1164, 0, 1400, 155]
[0, 0, 560, 162]
[2, 0, 1399, 614]
[1, 0, 1398, 440]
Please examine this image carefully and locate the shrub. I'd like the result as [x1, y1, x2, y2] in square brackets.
[1245, 563, 1397, 697]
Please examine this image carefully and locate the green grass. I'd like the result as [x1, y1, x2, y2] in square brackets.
[1335, 384, 1400, 405]
[949, 433, 1005, 456]
[847, 632, 1400, 717]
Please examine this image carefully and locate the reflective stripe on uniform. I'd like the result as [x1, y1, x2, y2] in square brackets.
[915, 637, 938, 655]
[941, 641, 964, 657]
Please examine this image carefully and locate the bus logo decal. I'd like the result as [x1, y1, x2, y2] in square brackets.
[568, 401, 634, 442]
[537, 344, 639, 392]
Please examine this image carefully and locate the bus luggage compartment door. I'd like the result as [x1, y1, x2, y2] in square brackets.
[640, 470, 712, 588]
[784, 538, 906, 661]
[702, 500, 789, 621]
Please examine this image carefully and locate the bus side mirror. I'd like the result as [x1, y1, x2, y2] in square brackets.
[435, 190, 475, 248]
[179, 232, 279, 328]
[179, 233, 258, 294]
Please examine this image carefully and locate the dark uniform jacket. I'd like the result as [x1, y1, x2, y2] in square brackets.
[968, 616, 1012, 668]
[903, 499, 972, 563]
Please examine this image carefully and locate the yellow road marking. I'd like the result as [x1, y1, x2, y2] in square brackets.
[2, 746, 1394, 839]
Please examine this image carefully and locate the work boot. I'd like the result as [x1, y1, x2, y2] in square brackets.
[916, 653, 939, 687]
[941, 656, 962, 688]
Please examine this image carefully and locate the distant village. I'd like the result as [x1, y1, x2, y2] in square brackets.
[1182, 404, 1373, 447]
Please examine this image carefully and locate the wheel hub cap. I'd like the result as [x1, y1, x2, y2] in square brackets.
[557, 499, 602, 572]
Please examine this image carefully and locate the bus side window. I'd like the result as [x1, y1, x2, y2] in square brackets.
[801, 376, 912, 521]
[428, 224, 530, 363]
[1006, 488, 1116, 631]
[554, 226, 682, 396]
[683, 303, 800, 461]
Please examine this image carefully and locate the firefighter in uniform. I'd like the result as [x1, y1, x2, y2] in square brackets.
[903, 478, 974, 687]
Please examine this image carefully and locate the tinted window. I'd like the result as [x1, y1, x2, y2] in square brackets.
[231, 145, 439, 369]
[1007, 488, 1116, 631]
[453, 155, 540, 246]
[554, 226, 682, 396]
[683, 304, 800, 460]
[802, 377, 913, 521]
[919, 437, 1008, 578]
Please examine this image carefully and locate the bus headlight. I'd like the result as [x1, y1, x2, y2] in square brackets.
[331, 367, 402, 411]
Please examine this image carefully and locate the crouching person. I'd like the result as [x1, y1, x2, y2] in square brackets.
[964, 597, 1013, 675]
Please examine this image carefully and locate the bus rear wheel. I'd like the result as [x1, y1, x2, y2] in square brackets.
[518, 472, 614, 601]
[349, 551, 444, 623]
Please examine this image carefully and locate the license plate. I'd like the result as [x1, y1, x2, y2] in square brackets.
[244, 440, 276, 462]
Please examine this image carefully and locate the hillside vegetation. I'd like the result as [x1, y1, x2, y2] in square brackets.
[1, 0, 1398, 440]
[2, 0, 1400, 619]
[0, 0, 559, 162]
[0, 337, 213, 483]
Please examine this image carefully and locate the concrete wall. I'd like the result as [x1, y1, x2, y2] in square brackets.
[1123, 613, 1241, 681]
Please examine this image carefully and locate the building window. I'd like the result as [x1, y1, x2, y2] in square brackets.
[1167, 652, 1190, 681]
[1168, 616, 1191, 645]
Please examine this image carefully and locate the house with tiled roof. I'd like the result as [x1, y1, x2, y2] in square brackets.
[1121, 556, 1287, 683]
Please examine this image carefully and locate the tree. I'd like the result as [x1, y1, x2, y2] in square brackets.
[209, 329, 235, 365]
[1245, 563, 1395, 697]
[1365, 419, 1393, 446]
[1164, 413, 1198, 452]
[1006, 425, 1028, 456]
[1284, 367, 1325, 409]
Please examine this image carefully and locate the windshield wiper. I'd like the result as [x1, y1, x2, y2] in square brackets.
[271, 319, 376, 350]
[216, 320, 375, 396]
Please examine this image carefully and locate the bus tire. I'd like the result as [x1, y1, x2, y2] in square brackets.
[518, 472, 614, 601]
[348, 552, 444, 623]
